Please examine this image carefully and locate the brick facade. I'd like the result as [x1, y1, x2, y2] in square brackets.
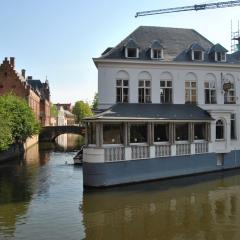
[0, 57, 50, 126]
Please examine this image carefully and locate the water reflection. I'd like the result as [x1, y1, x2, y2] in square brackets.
[56, 134, 84, 151]
[81, 171, 240, 240]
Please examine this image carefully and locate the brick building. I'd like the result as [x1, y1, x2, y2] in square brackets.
[0, 57, 50, 126]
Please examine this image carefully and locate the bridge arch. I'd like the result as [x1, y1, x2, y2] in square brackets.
[39, 126, 85, 142]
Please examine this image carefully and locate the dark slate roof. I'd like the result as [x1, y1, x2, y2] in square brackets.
[85, 104, 213, 121]
[209, 43, 228, 53]
[228, 50, 240, 63]
[99, 26, 214, 61]
[150, 40, 163, 49]
[27, 79, 42, 90]
[189, 43, 205, 51]
[124, 38, 140, 48]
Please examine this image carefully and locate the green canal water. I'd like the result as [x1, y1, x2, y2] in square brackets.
[1, 135, 240, 240]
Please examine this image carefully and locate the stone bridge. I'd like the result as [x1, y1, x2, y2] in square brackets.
[39, 125, 85, 142]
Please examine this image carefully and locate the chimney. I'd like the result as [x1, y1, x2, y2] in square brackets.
[21, 69, 26, 78]
[27, 76, 33, 80]
[10, 57, 15, 68]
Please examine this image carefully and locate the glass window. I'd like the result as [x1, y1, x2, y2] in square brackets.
[224, 82, 236, 104]
[231, 114, 237, 140]
[160, 80, 172, 103]
[194, 123, 206, 140]
[152, 49, 163, 59]
[130, 124, 147, 143]
[216, 120, 224, 140]
[215, 52, 226, 62]
[193, 50, 203, 61]
[175, 123, 189, 141]
[87, 123, 96, 144]
[103, 123, 123, 144]
[205, 81, 216, 104]
[154, 123, 169, 142]
[138, 80, 151, 103]
[127, 48, 137, 58]
[116, 79, 129, 103]
[185, 81, 197, 104]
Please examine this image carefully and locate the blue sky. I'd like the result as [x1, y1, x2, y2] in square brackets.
[0, 0, 239, 104]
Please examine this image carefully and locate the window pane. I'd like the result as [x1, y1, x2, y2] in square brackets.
[231, 114, 236, 139]
[116, 88, 122, 102]
[191, 82, 196, 87]
[160, 81, 165, 87]
[185, 81, 190, 87]
[139, 80, 144, 87]
[123, 80, 128, 86]
[127, 48, 137, 58]
[167, 81, 172, 87]
[175, 123, 188, 141]
[116, 79, 122, 86]
[145, 81, 151, 87]
[194, 123, 206, 140]
[154, 124, 169, 142]
[103, 124, 123, 144]
[138, 88, 144, 103]
[216, 120, 224, 140]
[130, 124, 147, 143]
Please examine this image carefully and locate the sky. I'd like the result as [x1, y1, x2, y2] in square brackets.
[0, 0, 239, 104]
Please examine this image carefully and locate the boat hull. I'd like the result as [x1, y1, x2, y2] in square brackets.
[83, 150, 240, 187]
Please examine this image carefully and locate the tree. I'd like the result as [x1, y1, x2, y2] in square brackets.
[92, 92, 99, 110]
[0, 114, 12, 151]
[72, 100, 93, 124]
[0, 94, 40, 144]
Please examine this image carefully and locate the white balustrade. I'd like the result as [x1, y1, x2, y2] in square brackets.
[131, 145, 149, 159]
[176, 143, 191, 155]
[104, 147, 125, 162]
[195, 142, 208, 154]
[155, 144, 171, 157]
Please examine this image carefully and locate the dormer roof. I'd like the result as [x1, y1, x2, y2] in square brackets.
[209, 43, 228, 53]
[150, 40, 163, 49]
[123, 38, 140, 49]
[188, 43, 205, 51]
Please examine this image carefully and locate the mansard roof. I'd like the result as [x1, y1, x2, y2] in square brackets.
[99, 26, 214, 61]
[85, 103, 213, 121]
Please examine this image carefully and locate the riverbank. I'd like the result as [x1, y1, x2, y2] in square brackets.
[0, 135, 39, 163]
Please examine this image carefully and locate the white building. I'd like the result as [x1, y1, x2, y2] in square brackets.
[83, 26, 240, 187]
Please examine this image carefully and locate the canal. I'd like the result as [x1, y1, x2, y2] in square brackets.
[1, 134, 240, 240]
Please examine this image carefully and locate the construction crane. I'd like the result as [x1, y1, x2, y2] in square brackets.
[135, 0, 240, 17]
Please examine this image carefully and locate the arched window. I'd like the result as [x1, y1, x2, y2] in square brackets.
[160, 72, 173, 103]
[204, 73, 217, 104]
[116, 70, 129, 103]
[216, 120, 224, 140]
[138, 71, 151, 103]
[224, 74, 235, 104]
[185, 73, 197, 104]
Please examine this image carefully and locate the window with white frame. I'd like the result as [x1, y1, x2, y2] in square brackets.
[185, 81, 197, 104]
[224, 82, 236, 104]
[231, 114, 237, 140]
[192, 50, 204, 61]
[151, 48, 163, 59]
[215, 52, 226, 62]
[204, 81, 216, 104]
[125, 48, 139, 58]
[160, 80, 172, 103]
[138, 80, 151, 103]
[216, 119, 224, 140]
[116, 79, 129, 103]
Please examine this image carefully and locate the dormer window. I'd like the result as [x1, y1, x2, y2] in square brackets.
[125, 48, 139, 58]
[189, 43, 205, 61]
[151, 49, 163, 59]
[124, 38, 140, 59]
[210, 44, 228, 62]
[192, 50, 204, 61]
[215, 52, 226, 62]
[150, 40, 164, 60]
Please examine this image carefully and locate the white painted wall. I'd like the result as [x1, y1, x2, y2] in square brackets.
[96, 61, 240, 152]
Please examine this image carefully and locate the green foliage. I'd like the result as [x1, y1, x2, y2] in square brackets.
[50, 104, 58, 118]
[92, 92, 99, 110]
[0, 114, 12, 151]
[72, 100, 93, 124]
[0, 94, 40, 148]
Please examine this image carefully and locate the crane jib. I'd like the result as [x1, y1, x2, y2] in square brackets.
[135, 0, 240, 17]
